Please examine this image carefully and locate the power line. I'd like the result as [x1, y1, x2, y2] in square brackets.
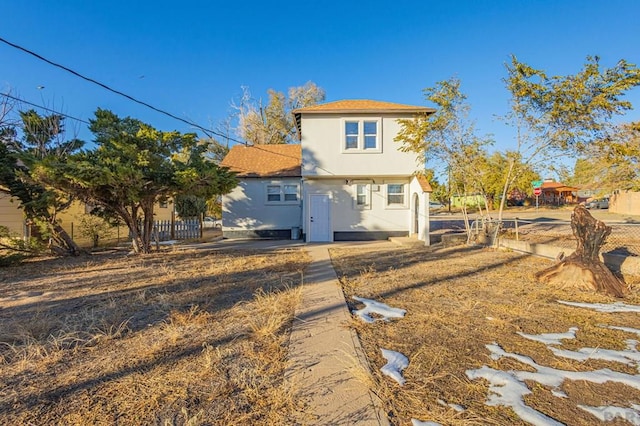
[0, 36, 244, 144]
[1, 92, 90, 125]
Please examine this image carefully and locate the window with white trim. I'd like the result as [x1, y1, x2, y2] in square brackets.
[345, 121, 359, 149]
[363, 121, 377, 149]
[265, 183, 299, 204]
[284, 184, 298, 201]
[267, 185, 281, 202]
[354, 184, 371, 209]
[387, 183, 405, 206]
[342, 118, 381, 152]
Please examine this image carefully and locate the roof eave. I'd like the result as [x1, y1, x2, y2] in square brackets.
[292, 107, 436, 115]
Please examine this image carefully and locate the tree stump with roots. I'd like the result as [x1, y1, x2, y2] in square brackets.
[535, 205, 627, 298]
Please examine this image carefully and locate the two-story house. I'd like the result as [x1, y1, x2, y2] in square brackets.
[220, 99, 435, 244]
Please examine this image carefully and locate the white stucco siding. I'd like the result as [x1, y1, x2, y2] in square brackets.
[303, 178, 411, 234]
[409, 177, 430, 244]
[300, 114, 421, 177]
[222, 178, 302, 230]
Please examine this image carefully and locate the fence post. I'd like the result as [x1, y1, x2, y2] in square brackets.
[154, 222, 160, 250]
[515, 217, 519, 241]
[171, 211, 176, 240]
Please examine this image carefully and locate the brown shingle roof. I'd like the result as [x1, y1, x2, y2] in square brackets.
[293, 99, 435, 114]
[415, 175, 433, 193]
[220, 144, 301, 178]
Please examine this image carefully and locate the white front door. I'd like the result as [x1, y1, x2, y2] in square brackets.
[308, 194, 331, 242]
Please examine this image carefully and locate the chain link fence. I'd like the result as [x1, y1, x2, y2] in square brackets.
[497, 219, 640, 257]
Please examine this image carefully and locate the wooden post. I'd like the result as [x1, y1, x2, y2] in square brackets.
[515, 217, 519, 241]
[171, 210, 175, 240]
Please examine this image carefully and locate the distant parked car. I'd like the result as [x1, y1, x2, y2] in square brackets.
[586, 198, 609, 209]
[203, 217, 222, 228]
[429, 201, 445, 209]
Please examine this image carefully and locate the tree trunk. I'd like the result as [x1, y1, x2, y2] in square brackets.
[141, 202, 155, 254]
[535, 205, 626, 297]
[50, 221, 83, 256]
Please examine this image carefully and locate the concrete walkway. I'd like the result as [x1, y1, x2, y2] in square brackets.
[183, 238, 391, 424]
[287, 243, 390, 425]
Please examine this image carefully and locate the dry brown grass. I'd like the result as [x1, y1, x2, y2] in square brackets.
[0, 246, 309, 425]
[330, 244, 640, 426]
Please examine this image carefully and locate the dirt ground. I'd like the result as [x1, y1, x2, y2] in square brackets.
[4, 240, 640, 425]
[0, 246, 310, 425]
[331, 245, 640, 425]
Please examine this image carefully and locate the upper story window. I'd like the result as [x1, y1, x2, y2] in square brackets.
[345, 122, 359, 149]
[342, 118, 382, 153]
[363, 121, 377, 149]
[266, 183, 299, 204]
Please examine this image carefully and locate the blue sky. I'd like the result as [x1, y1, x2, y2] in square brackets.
[2, 0, 640, 157]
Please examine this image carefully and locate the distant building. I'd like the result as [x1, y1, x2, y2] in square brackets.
[539, 180, 579, 205]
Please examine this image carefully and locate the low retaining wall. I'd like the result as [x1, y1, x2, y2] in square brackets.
[499, 238, 640, 276]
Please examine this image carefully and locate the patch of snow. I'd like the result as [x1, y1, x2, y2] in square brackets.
[488, 342, 640, 390]
[548, 340, 640, 371]
[469, 342, 640, 425]
[352, 296, 406, 323]
[466, 366, 563, 425]
[411, 420, 442, 426]
[551, 389, 567, 398]
[608, 325, 640, 336]
[558, 300, 640, 313]
[517, 327, 578, 345]
[486, 316, 495, 321]
[380, 348, 409, 386]
[159, 240, 179, 245]
[578, 404, 640, 425]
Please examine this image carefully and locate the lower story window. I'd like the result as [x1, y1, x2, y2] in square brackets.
[267, 185, 281, 202]
[266, 183, 299, 204]
[387, 184, 405, 205]
[356, 184, 369, 208]
[284, 184, 298, 201]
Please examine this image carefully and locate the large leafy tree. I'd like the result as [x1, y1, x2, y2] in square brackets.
[422, 169, 448, 206]
[569, 122, 640, 193]
[485, 55, 640, 220]
[235, 81, 325, 144]
[35, 109, 238, 254]
[472, 151, 540, 208]
[597, 121, 640, 191]
[395, 77, 494, 227]
[507, 55, 640, 152]
[506, 55, 640, 297]
[174, 194, 207, 218]
[0, 109, 83, 255]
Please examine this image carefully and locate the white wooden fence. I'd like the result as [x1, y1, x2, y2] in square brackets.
[151, 219, 201, 241]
